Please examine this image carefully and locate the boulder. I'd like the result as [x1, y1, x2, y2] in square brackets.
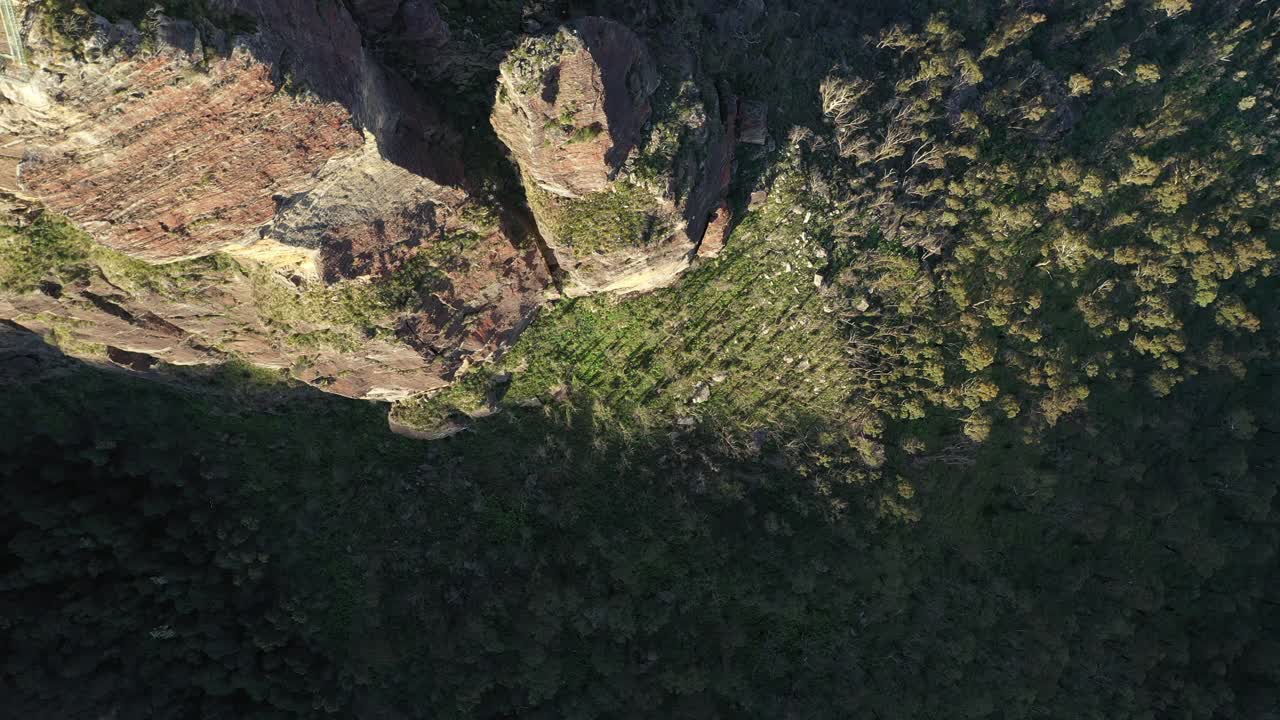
[698, 201, 731, 258]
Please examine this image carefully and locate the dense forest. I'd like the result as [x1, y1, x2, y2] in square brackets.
[4, 0, 1280, 717]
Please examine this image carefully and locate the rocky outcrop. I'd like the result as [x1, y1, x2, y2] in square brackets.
[491, 17, 735, 295]
[0, 205, 549, 401]
[219, 0, 463, 184]
[20, 55, 364, 261]
[492, 18, 657, 198]
[698, 201, 731, 258]
[0, 257, 442, 401]
[0, 2, 549, 402]
[12, 0, 465, 260]
[0, 4, 746, 415]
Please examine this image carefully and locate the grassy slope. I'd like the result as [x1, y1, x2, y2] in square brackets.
[508, 185, 852, 428]
[396, 176, 863, 454]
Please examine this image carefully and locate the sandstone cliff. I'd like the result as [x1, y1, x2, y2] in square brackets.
[0, 2, 748, 428]
[491, 17, 735, 295]
[0, 1, 548, 402]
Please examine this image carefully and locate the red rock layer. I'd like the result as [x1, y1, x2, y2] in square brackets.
[319, 207, 551, 370]
[22, 55, 363, 261]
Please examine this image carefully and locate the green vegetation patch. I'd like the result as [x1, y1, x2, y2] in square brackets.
[565, 122, 603, 145]
[0, 210, 467, 357]
[495, 181, 859, 444]
[500, 27, 577, 96]
[630, 73, 710, 185]
[252, 235, 480, 351]
[389, 368, 500, 436]
[38, 312, 108, 357]
[246, 265, 396, 350]
[38, 0, 258, 54]
[0, 213, 93, 292]
[526, 180, 672, 255]
[34, 1, 98, 50]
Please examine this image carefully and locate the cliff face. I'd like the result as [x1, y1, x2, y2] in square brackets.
[491, 17, 735, 296]
[20, 54, 365, 261]
[0, 2, 744, 413]
[14, 0, 463, 264]
[1, 1, 548, 402]
[221, 0, 461, 184]
[346, 0, 449, 53]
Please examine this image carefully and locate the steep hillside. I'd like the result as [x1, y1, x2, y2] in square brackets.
[3, 0, 1280, 717]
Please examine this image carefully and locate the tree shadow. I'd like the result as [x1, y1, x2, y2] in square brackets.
[0, 320, 902, 717]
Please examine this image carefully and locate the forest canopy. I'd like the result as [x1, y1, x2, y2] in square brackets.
[4, 0, 1280, 718]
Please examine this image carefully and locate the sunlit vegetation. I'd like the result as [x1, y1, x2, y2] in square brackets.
[525, 179, 672, 254]
[0, 212, 234, 296]
[0, 209, 474, 355]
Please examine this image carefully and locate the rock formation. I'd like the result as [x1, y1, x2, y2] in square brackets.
[19, 53, 365, 261]
[492, 18, 657, 199]
[0, 1, 548, 402]
[0, 3, 742, 416]
[491, 17, 735, 295]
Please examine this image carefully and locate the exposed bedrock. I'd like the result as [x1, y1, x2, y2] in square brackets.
[0, 1, 548, 401]
[491, 16, 735, 295]
[1, 5, 744, 407]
